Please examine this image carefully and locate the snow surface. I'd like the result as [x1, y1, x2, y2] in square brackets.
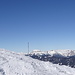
[0, 49, 75, 75]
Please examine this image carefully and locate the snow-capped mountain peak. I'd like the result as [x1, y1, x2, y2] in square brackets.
[30, 49, 75, 57]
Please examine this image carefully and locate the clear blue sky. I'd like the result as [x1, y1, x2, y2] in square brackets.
[0, 0, 75, 52]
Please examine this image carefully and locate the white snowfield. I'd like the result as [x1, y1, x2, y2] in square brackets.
[0, 49, 75, 75]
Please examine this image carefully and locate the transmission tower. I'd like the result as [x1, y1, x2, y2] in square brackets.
[28, 42, 29, 54]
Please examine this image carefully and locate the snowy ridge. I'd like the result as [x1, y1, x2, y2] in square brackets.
[55, 49, 75, 57]
[0, 49, 75, 75]
[30, 49, 75, 57]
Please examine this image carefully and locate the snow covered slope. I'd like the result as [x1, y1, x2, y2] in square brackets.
[0, 49, 75, 75]
[55, 49, 75, 56]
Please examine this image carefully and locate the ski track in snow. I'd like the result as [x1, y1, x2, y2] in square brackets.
[0, 49, 75, 75]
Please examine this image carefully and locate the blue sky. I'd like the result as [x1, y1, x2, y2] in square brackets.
[0, 0, 75, 52]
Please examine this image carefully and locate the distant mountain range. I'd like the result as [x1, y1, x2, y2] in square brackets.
[29, 49, 75, 57]
[28, 49, 75, 68]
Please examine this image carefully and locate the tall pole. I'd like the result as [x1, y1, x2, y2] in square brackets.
[28, 42, 29, 54]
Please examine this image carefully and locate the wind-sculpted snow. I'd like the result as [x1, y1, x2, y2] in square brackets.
[0, 49, 75, 75]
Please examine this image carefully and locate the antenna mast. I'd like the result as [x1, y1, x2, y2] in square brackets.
[28, 42, 29, 54]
